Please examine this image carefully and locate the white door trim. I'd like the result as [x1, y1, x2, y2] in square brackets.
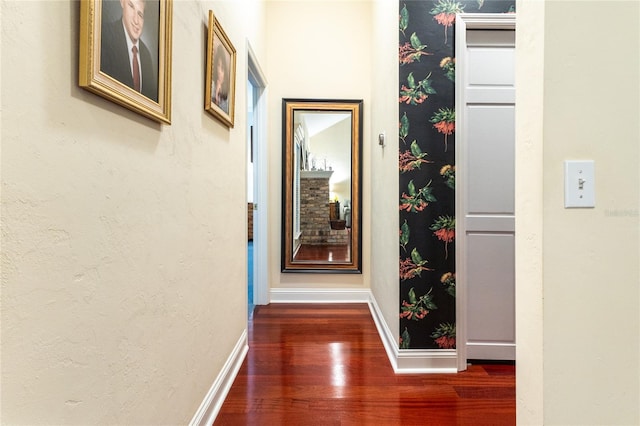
[247, 42, 269, 306]
[455, 13, 516, 372]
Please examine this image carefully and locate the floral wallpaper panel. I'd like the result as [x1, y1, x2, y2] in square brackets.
[398, 0, 515, 350]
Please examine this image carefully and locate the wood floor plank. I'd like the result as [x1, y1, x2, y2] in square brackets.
[214, 303, 515, 425]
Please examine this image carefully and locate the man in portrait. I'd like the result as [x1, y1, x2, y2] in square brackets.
[101, 0, 158, 102]
[211, 42, 230, 114]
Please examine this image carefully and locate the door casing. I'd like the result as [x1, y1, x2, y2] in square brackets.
[247, 42, 269, 306]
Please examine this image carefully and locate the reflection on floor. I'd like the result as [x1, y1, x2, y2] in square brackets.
[247, 240, 254, 320]
[293, 243, 350, 262]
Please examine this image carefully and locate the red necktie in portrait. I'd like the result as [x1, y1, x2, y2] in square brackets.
[132, 45, 140, 92]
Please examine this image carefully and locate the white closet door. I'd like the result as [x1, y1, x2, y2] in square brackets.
[463, 29, 516, 361]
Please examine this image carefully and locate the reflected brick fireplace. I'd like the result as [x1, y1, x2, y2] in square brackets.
[300, 171, 349, 246]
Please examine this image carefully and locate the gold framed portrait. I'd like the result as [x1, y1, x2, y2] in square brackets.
[205, 11, 236, 128]
[79, 0, 173, 124]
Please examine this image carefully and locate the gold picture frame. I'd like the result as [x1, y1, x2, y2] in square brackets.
[79, 0, 172, 124]
[205, 11, 236, 128]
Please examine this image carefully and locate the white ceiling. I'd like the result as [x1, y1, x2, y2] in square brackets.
[300, 112, 350, 137]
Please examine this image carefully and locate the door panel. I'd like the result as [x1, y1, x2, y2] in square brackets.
[468, 49, 515, 86]
[467, 106, 515, 214]
[466, 233, 515, 360]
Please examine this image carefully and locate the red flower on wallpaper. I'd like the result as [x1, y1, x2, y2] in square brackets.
[399, 248, 433, 281]
[399, 180, 436, 213]
[430, 108, 456, 152]
[399, 33, 433, 65]
[431, 323, 456, 349]
[400, 300, 428, 320]
[430, 0, 465, 45]
[399, 72, 436, 105]
[429, 215, 455, 259]
[400, 287, 437, 321]
[399, 141, 433, 173]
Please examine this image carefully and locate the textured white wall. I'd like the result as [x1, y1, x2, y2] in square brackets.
[0, 0, 266, 424]
[266, 0, 372, 288]
[515, 1, 545, 424]
[541, 1, 639, 424]
[310, 118, 352, 205]
[517, 0, 640, 424]
[369, 0, 400, 342]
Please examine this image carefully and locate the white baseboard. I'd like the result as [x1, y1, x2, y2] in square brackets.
[367, 292, 401, 370]
[395, 349, 457, 373]
[189, 330, 249, 426]
[368, 293, 457, 374]
[467, 342, 515, 361]
[270, 287, 372, 303]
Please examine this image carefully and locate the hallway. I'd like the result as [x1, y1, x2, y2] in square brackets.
[215, 304, 515, 425]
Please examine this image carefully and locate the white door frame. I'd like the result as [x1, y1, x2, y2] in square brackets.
[247, 42, 269, 306]
[455, 13, 516, 372]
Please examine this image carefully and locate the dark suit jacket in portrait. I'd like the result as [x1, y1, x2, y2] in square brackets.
[101, 19, 158, 102]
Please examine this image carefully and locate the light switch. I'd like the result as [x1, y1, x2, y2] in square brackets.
[564, 160, 595, 208]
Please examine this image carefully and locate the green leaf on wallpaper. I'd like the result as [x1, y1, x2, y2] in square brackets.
[408, 287, 418, 304]
[400, 327, 411, 349]
[421, 183, 437, 203]
[407, 180, 417, 197]
[419, 73, 436, 95]
[440, 165, 455, 189]
[410, 140, 423, 157]
[400, 220, 410, 250]
[424, 294, 438, 311]
[410, 247, 423, 265]
[399, 113, 409, 143]
[446, 285, 456, 297]
[477, 0, 484, 9]
[407, 72, 416, 89]
[439, 57, 456, 82]
[409, 32, 426, 50]
[400, 4, 409, 36]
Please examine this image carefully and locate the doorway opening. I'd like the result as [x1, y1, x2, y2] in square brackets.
[247, 44, 268, 319]
[247, 80, 256, 318]
[455, 13, 516, 371]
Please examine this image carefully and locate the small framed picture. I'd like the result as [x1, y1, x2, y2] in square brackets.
[205, 11, 236, 128]
[79, 0, 173, 124]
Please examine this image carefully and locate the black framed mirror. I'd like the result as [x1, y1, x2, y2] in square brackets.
[282, 99, 363, 273]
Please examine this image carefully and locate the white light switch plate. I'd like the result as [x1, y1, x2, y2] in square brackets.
[564, 160, 595, 208]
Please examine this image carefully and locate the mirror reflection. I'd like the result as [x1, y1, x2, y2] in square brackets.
[282, 99, 362, 273]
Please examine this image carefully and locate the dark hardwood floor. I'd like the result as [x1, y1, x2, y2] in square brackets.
[215, 304, 515, 425]
[293, 244, 351, 262]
